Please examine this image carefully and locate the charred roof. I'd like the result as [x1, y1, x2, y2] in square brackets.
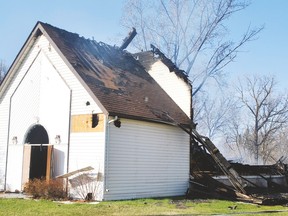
[39, 22, 190, 126]
[134, 45, 189, 84]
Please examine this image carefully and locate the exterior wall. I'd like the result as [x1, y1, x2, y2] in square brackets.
[8, 51, 71, 146]
[5, 47, 71, 191]
[0, 36, 44, 191]
[4, 145, 24, 191]
[0, 35, 106, 198]
[0, 94, 9, 190]
[148, 61, 192, 118]
[104, 118, 190, 200]
[68, 131, 105, 200]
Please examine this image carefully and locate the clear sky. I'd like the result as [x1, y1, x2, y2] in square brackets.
[1, 0, 288, 90]
[225, 0, 288, 91]
[0, 0, 126, 66]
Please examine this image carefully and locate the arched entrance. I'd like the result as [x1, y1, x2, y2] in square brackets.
[25, 124, 49, 144]
[24, 124, 49, 180]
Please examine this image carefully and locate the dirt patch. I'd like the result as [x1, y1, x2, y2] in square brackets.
[169, 199, 211, 209]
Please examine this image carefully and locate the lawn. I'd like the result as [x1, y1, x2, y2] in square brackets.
[1, 197, 288, 216]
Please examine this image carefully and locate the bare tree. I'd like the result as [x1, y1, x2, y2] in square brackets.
[227, 75, 288, 164]
[121, 0, 263, 96]
[271, 126, 288, 163]
[194, 93, 236, 140]
[0, 60, 7, 83]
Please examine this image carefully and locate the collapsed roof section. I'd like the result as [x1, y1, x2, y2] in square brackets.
[37, 22, 191, 126]
[134, 45, 189, 84]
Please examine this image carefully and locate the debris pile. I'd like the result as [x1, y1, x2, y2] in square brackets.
[188, 140, 288, 205]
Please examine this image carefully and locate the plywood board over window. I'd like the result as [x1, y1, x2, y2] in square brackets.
[71, 113, 104, 132]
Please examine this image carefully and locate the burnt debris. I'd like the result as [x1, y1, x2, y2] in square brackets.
[120, 27, 137, 50]
[189, 138, 288, 205]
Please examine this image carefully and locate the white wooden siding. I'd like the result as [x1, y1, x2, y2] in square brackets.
[5, 50, 71, 191]
[0, 98, 9, 190]
[148, 61, 191, 118]
[69, 133, 105, 172]
[53, 144, 68, 177]
[0, 37, 43, 190]
[0, 34, 106, 194]
[104, 118, 189, 200]
[68, 132, 106, 200]
[9, 53, 40, 144]
[5, 145, 24, 191]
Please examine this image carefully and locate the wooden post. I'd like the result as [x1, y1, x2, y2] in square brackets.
[46, 145, 53, 182]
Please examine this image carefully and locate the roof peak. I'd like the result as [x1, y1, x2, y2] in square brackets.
[5, 21, 191, 125]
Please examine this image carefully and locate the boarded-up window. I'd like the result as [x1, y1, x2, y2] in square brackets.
[71, 114, 104, 132]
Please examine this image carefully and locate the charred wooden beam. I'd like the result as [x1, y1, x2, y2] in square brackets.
[120, 27, 137, 50]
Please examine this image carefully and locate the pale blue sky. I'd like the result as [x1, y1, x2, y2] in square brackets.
[225, 0, 288, 90]
[0, 0, 126, 66]
[1, 0, 288, 90]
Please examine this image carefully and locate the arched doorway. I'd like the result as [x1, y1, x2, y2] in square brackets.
[25, 124, 49, 144]
[24, 124, 49, 180]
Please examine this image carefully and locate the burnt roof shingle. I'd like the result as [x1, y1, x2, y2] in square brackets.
[40, 22, 191, 126]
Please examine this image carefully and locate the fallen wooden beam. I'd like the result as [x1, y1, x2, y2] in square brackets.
[56, 166, 94, 178]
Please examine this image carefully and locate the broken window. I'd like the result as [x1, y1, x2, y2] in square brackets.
[92, 113, 99, 128]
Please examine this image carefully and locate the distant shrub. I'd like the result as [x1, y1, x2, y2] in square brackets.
[24, 178, 66, 200]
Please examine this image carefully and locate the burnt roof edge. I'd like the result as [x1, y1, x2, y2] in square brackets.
[150, 44, 190, 84]
[109, 112, 191, 128]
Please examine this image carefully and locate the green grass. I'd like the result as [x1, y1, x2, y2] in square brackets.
[1, 197, 288, 216]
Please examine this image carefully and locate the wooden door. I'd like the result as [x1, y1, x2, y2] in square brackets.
[22, 144, 53, 189]
[22, 144, 31, 189]
[46, 145, 53, 181]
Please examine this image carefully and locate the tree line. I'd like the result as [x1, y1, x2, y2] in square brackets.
[196, 75, 288, 165]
